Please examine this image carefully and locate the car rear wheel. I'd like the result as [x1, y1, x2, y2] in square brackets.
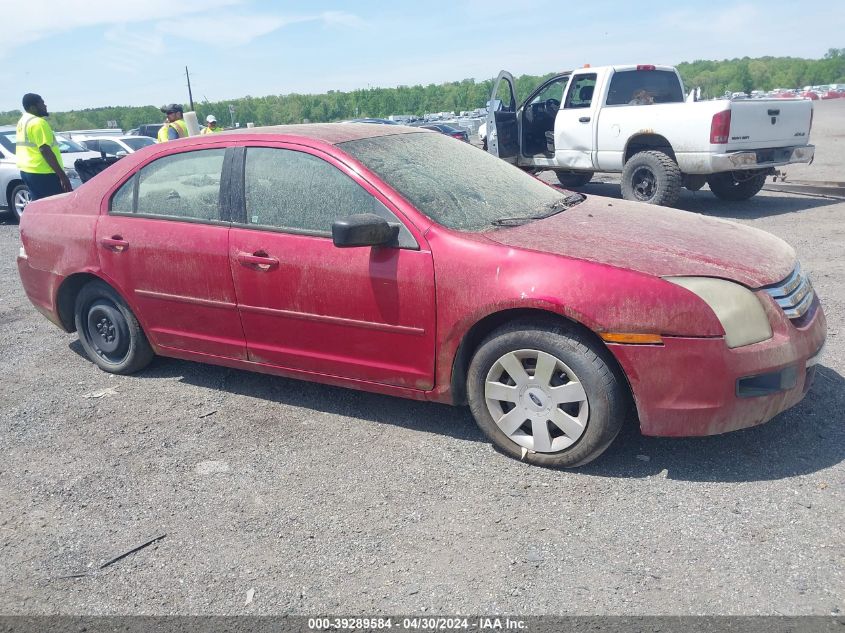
[74, 281, 154, 374]
[620, 150, 682, 206]
[556, 171, 593, 188]
[11, 184, 31, 222]
[467, 322, 627, 467]
[707, 171, 767, 201]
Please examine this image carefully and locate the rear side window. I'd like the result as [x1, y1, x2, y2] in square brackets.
[110, 148, 225, 221]
[242, 147, 415, 247]
[564, 74, 597, 109]
[606, 70, 684, 105]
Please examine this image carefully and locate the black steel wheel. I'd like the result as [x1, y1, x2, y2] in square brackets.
[74, 280, 153, 374]
[620, 150, 682, 206]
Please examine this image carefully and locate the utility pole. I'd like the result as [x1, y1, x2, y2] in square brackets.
[185, 66, 195, 111]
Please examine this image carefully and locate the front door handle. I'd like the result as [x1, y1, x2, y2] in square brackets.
[237, 251, 280, 271]
[578, 116, 591, 123]
[100, 236, 129, 252]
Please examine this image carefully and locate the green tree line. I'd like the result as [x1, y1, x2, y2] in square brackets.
[1, 51, 842, 130]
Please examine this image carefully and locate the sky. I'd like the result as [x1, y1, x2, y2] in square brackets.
[1, 0, 842, 113]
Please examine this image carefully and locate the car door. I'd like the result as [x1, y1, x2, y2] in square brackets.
[554, 72, 598, 169]
[97, 146, 247, 360]
[486, 71, 519, 164]
[227, 143, 436, 389]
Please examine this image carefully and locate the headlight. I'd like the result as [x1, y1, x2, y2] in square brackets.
[665, 277, 772, 348]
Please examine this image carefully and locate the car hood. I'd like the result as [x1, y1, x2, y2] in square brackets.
[484, 195, 795, 288]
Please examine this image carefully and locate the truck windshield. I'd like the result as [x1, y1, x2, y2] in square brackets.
[606, 70, 685, 106]
[339, 132, 570, 232]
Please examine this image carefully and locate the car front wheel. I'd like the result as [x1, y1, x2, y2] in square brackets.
[74, 280, 154, 374]
[556, 171, 593, 188]
[467, 323, 627, 467]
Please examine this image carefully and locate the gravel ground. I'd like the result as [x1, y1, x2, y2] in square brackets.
[0, 104, 843, 617]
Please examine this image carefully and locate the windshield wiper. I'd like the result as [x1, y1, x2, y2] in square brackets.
[491, 193, 585, 226]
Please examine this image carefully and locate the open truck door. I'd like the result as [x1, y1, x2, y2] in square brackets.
[486, 71, 519, 164]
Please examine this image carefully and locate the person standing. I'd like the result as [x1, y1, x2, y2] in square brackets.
[201, 115, 223, 134]
[15, 93, 72, 201]
[156, 104, 189, 142]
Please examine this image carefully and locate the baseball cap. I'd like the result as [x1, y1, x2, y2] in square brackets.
[160, 103, 184, 114]
[206, 115, 217, 123]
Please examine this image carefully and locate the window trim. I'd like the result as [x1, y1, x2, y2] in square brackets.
[231, 142, 420, 250]
[107, 147, 233, 225]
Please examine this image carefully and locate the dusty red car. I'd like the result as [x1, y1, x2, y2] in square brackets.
[17, 124, 826, 467]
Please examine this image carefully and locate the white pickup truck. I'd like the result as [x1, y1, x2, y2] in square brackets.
[485, 64, 815, 206]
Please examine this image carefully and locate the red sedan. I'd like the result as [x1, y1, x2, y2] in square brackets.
[16, 124, 826, 467]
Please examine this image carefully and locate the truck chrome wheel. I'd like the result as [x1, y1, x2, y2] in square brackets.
[484, 348, 589, 453]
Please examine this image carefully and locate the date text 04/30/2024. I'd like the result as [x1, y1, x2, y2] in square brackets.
[307, 617, 527, 630]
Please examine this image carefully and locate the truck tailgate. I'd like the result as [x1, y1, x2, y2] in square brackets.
[726, 99, 812, 151]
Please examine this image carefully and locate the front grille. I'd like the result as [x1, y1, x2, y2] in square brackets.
[764, 264, 815, 320]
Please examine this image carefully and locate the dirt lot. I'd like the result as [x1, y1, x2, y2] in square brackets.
[0, 101, 843, 617]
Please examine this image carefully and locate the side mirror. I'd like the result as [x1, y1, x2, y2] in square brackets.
[332, 213, 399, 248]
[115, 151, 128, 158]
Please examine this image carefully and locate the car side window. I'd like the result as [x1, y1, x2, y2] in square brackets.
[243, 147, 416, 247]
[564, 74, 598, 109]
[99, 140, 123, 155]
[605, 70, 685, 106]
[84, 140, 100, 153]
[110, 177, 134, 213]
[112, 149, 226, 221]
[530, 78, 569, 105]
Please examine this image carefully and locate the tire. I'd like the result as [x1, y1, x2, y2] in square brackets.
[10, 183, 31, 222]
[707, 171, 767, 201]
[74, 280, 154, 374]
[467, 322, 627, 468]
[556, 171, 593, 188]
[620, 150, 682, 206]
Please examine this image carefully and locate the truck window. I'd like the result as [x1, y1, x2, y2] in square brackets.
[564, 74, 597, 109]
[606, 70, 685, 106]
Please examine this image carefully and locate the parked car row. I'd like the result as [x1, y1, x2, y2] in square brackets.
[0, 126, 157, 222]
[0, 125, 103, 221]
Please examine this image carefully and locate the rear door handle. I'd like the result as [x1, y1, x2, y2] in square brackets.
[100, 236, 129, 252]
[237, 252, 279, 271]
[578, 116, 591, 123]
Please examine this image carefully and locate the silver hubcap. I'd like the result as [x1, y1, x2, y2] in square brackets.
[484, 349, 588, 453]
[14, 188, 30, 217]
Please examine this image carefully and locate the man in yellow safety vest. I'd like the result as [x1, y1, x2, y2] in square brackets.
[157, 103, 189, 142]
[201, 115, 223, 134]
[15, 93, 72, 201]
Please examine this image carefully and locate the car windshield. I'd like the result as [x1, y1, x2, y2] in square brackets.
[122, 137, 156, 150]
[339, 132, 576, 232]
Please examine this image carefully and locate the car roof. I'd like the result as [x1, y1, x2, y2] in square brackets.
[210, 122, 423, 145]
[83, 136, 152, 141]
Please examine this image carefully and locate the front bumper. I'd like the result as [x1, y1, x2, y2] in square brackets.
[609, 295, 827, 437]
